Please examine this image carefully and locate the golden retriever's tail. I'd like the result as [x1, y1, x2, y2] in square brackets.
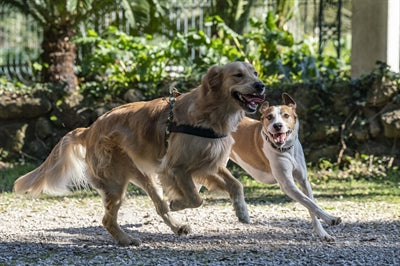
[14, 128, 89, 196]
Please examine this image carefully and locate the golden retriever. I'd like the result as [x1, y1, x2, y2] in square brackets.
[14, 61, 266, 246]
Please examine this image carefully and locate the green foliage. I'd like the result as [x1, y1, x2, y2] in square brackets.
[0, 77, 29, 95]
[1, 0, 121, 26]
[0, 77, 56, 96]
[307, 155, 400, 203]
[245, 11, 348, 84]
[0, 163, 36, 192]
[77, 14, 350, 101]
[310, 155, 400, 183]
[77, 26, 172, 99]
[77, 17, 248, 100]
[207, 0, 255, 34]
[170, 16, 246, 76]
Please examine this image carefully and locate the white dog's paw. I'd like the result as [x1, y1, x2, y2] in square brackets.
[323, 234, 336, 242]
[328, 216, 342, 226]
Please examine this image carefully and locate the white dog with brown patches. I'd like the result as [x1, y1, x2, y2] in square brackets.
[230, 93, 341, 242]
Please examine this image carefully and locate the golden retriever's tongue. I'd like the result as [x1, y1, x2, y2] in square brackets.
[242, 94, 265, 103]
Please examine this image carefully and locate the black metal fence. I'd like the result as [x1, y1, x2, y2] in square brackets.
[0, 0, 351, 84]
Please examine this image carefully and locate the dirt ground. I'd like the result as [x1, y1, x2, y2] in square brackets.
[1, 191, 399, 265]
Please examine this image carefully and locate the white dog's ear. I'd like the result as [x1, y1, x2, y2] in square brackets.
[259, 101, 269, 114]
[202, 65, 222, 92]
[282, 93, 296, 108]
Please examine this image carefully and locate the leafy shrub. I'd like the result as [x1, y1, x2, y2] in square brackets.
[309, 155, 400, 184]
[76, 14, 350, 101]
[244, 11, 349, 84]
[0, 77, 31, 95]
[77, 26, 173, 100]
[77, 17, 251, 100]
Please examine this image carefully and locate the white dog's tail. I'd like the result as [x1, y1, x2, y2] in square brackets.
[14, 128, 89, 196]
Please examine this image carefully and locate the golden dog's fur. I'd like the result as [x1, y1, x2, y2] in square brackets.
[14, 62, 265, 246]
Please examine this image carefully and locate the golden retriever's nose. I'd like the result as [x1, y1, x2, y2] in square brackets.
[253, 81, 265, 94]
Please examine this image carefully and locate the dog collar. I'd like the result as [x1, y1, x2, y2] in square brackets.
[262, 130, 294, 152]
[165, 88, 227, 147]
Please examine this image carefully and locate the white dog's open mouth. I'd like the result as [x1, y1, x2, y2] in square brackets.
[269, 131, 291, 146]
[233, 92, 265, 113]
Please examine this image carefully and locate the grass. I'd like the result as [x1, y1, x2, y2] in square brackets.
[1, 156, 399, 204]
[0, 162, 36, 193]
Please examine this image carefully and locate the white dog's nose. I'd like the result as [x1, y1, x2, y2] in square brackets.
[273, 123, 283, 131]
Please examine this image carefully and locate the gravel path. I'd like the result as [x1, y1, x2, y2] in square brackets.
[1, 190, 399, 265]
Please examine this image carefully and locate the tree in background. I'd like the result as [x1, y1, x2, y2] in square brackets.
[208, 0, 255, 35]
[0, 0, 164, 92]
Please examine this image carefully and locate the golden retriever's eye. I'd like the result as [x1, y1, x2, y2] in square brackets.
[234, 73, 243, 78]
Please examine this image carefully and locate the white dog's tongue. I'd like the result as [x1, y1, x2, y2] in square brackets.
[274, 133, 287, 144]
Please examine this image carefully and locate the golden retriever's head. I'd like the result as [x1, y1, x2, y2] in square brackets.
[201, 62, 265, 113]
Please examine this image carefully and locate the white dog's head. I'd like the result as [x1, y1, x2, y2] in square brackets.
[259, 93, 298, 148]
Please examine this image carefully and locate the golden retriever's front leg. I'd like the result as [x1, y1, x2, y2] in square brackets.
[216, 167, 250, 223]
[141, 179, 192, 235]
[160, 167, 203, 212]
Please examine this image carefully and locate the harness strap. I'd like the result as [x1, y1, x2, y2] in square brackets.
[169, 122, 227, 139]
[165, 88, 227, 148]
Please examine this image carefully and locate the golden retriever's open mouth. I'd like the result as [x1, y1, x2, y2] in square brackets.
[268, 131, 291, 146]
[232, 92, 266, 113]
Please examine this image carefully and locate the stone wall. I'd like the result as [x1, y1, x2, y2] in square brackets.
[1, 81, 399, 165]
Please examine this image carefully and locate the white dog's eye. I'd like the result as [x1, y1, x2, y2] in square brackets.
[254, 72, 258, 76]
[234, 73, 243, 78]
[283, 113, 290, 118]
[266, 114, 273, 120]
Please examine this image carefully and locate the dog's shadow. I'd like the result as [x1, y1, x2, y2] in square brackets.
[3, 220, 398, 265]
[40, 218, 399, 246]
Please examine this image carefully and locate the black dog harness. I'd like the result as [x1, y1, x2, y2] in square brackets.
[165, 88, 227, 147]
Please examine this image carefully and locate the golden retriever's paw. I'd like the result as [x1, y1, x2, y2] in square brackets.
[238, 214, 250, 224]
[235, 205, 250, 223]
[117, 235, 141, 246]
[176, 224, 192, 235]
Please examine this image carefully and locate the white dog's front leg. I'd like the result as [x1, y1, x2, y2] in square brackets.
[274, 167, 341, 227]
[294, 171, 337, 242]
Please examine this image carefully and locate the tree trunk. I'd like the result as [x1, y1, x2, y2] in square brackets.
[41, 25, 77, 92]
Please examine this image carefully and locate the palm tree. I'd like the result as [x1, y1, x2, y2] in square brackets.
[208, 0, 256, 35]
[0, 0, 162, 92]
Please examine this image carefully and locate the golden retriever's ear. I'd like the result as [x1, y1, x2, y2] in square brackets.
[259, 101, 269, 114]
[202, 65, 222, 92]
[282, 93, 296, 108]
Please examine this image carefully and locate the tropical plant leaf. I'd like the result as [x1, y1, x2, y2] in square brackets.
[66, 0, 78, 12]
[121, 0, 135, 27]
